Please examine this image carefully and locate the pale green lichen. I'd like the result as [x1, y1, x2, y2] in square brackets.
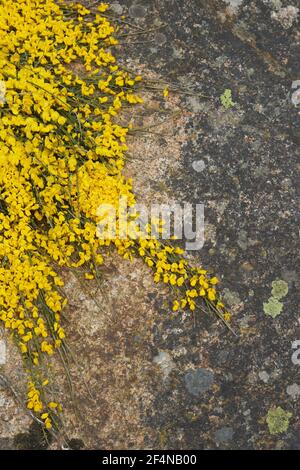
[263, 279, 288, 318]
[266, 407, 292, 435]
[263, 297, 283, 318]
[271, 279, 289, 300]
[220, 89, 235, 109]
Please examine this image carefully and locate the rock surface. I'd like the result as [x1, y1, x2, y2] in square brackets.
[0, 0, 299, 450]
[113, 0, 299, 449]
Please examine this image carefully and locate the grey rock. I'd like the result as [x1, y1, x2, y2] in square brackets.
[238, 314, 252, 327]
[187, 96, 206, 113]
[0, 393, 6, 407]
[215, 426, 234, 444]
[129, 5, 147, 18]
[286, 383, 300, 399]
[217, 350, 230, 364]
[291, 88, 300, 106]
[227, 0, 243, 8]
[258, 371, 270, 383]
[154, 32, 167, 45]
[291, 80, 300, 90]
[184, 368, 214, 396]
[271, 6, 299, 29]
[0, 340, 6, 365]
[222, 288, 241, 307]
[237, 229, 249, 250]
[0, 438, 13, 450]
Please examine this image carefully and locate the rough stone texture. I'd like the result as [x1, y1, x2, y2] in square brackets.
[153, 352, 175, 381]
[0, 0, 299, 450]
[112, 0, 299, 449]
[214, 426, 234, 445]
[0, 340, 32, 449]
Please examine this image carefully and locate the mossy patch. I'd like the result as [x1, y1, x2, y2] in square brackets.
[266, 407, 292, 435]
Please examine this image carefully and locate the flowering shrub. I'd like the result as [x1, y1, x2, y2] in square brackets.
[0, 1, 230, 431]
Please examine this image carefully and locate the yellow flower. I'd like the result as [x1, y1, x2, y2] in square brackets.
[45, 418, 52, 429]
[85, 273, 94, 280]
[224, 312, 231, 322]
[98, 3, 109, 13]
[199, 288, 206, 297]
[20, 343, 27, 354]
[207, 289, 216, 301]
[68, 156, 77, 172]
[48, 402, 58, 409]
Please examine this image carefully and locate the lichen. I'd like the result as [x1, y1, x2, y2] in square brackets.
[263, 279, 289, 318]
[266, 407, 292, 435]
[263, 297, 283, 318]
[271, 6, 299, 30]
[271, 279, 289, 300]
[222, 288, 241, 307]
